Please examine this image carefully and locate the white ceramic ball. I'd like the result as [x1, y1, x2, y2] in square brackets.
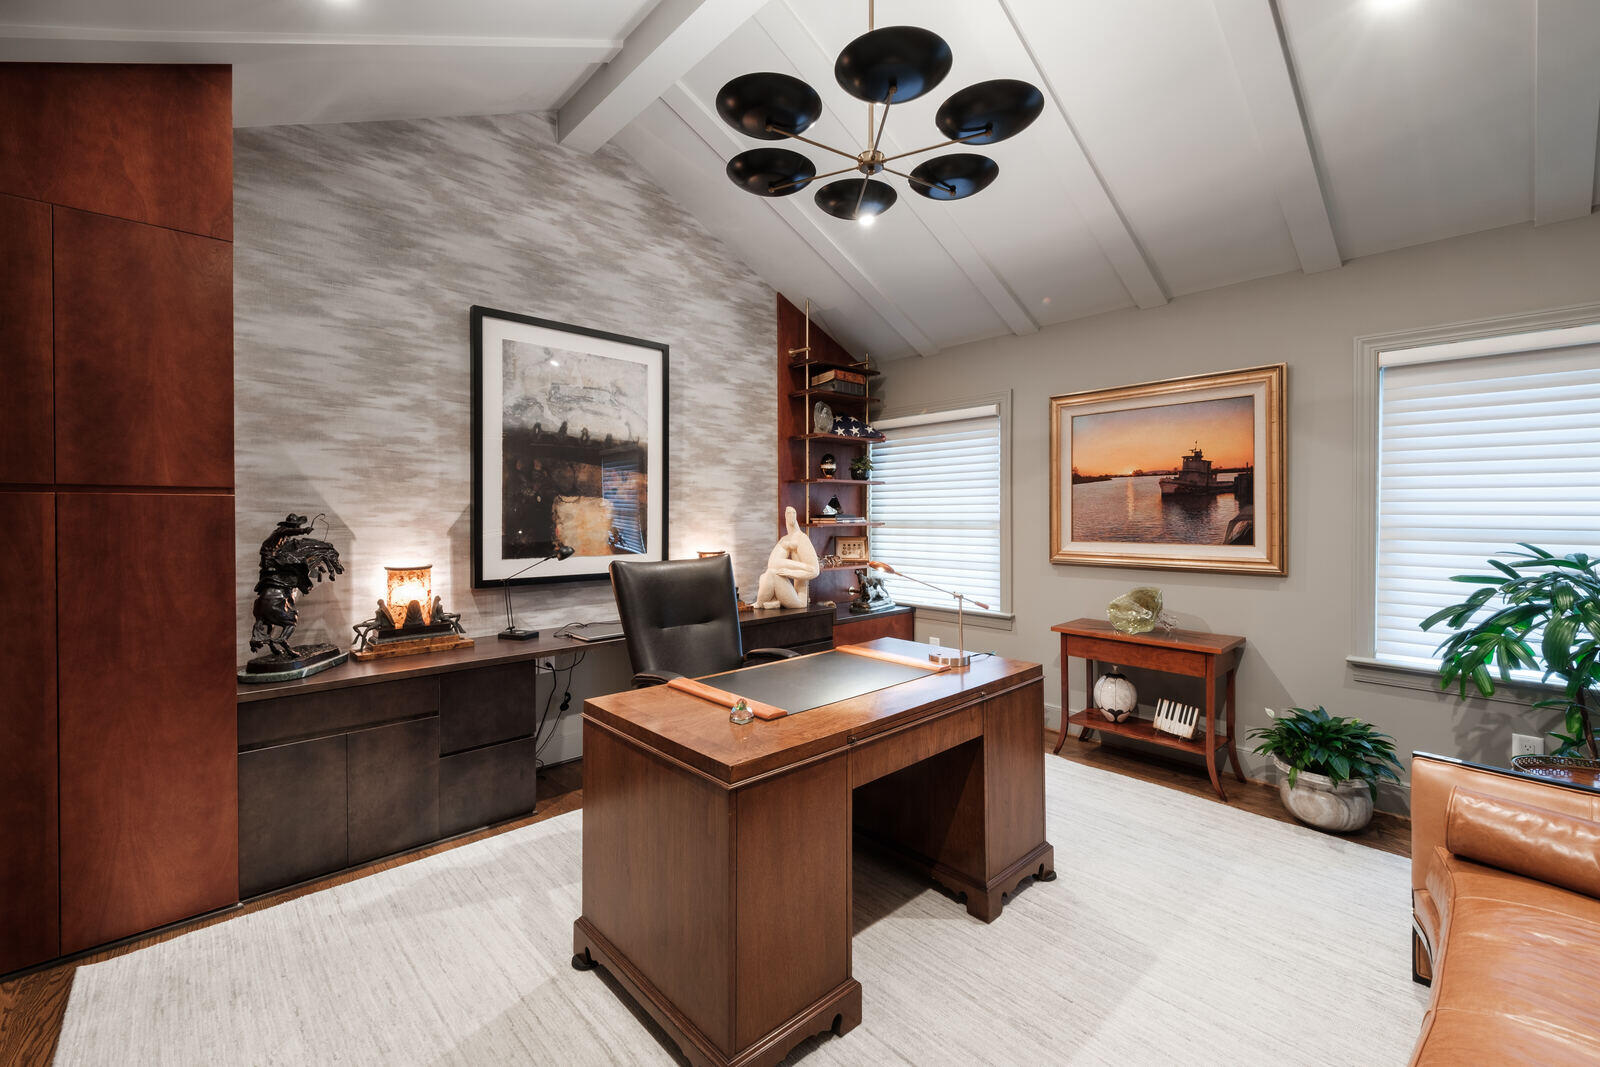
[1093, 671, 1137, 723]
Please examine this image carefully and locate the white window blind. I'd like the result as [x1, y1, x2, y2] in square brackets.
[1374, 342, 1600, 667]
[869, 404, 1004, 612]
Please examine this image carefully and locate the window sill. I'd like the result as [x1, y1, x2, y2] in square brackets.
[1346, 655, 1562, 709]
[906, 604, 1015, 632]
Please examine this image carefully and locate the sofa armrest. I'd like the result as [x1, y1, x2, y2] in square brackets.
[1411, 752, 1600, 897]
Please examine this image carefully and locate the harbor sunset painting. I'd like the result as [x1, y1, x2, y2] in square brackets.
[1050, 365, 1287, 575]
[1070, 395, 1255, 546]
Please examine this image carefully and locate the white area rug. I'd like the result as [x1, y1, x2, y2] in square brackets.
[55, 759, 1428, 1065]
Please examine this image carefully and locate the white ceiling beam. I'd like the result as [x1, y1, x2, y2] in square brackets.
[661, 82, 940, 357]
[1534, 0, 1600, 225]
[996, 0, 1167, 310]
[0, 24, 621, 55]
[557, 0, 769, 154]
[1211, 0, 1341, 273]
[758, 2, 1036, 338]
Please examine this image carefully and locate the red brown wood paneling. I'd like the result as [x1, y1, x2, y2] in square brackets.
[57, 492, 238, 953]
[53, 208, 233, 488]
[0, 194, 54, 484]
[0, 64, 232, 240]
[0, 492, 60, 973]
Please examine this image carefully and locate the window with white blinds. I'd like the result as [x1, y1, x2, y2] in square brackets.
[868, 402, 1006, 613]
[1374, 342, 1600, 667]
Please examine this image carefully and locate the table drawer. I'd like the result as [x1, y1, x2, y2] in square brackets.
[849, 702, 982, 788]
[1065, 635, 1206, 678]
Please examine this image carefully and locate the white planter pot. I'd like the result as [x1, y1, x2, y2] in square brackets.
[1270, 755, 1374, 833]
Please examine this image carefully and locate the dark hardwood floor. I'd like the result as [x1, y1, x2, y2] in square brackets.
[0, 742, 1406, 1066]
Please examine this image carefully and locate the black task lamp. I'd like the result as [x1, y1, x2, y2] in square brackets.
[498, 544, 576, 641]
[867, 560, 988, 670]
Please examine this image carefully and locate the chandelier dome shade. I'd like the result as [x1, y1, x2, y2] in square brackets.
[814, 178, 897, 221]
[725, 148, 817, 197]
[833, 25, 953, 104]
[908, 153, 998, 201]
[716, 72, 824, 140]
[934, 78, 1044, 145]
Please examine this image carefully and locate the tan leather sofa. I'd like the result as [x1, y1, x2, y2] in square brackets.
[1410, 753, 1600, 1065]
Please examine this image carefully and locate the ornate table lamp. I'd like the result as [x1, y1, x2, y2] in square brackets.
[352, 562, 473, 660]
[867, 560, 988, 670]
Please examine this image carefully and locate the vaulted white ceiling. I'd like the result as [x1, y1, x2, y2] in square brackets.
[8, 0, 1597, 360]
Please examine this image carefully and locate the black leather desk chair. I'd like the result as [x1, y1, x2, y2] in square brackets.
[610, 556, 797, 688]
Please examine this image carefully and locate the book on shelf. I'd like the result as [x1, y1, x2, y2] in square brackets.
[811, 380, 867, 397]
[811, 369, 867, 386]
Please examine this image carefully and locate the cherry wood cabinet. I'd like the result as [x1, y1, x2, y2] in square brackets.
[0, 194, 53, 484]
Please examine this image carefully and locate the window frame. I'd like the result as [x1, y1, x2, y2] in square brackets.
[1350, 301, 1600, 694]
[871, 391, 1014, 629]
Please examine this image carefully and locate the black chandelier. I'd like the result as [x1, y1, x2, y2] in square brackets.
[716, 1, 1043, 224]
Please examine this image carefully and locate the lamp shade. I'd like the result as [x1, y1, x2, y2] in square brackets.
[716, 72, 823, 140]
[834, 25, 953, 104]
[814, 177, 897, 221]
[934, 79, 1045, 145]
[726, 148, 816, 196]
[909, 153, 998, 201]
[384, 564, 433, 627]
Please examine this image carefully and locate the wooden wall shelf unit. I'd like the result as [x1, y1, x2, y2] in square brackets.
[776, 295, 913, 647]
[1051, 618, 1246, 801]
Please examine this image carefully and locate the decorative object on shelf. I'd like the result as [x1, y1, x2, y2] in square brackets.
[1248, 706, 1402, 832]
[471, 305, 667, 589]
[848, 567, 896, 615]
[715, 1, 1042, 222]
[1152, 698, 1201, 739]
[241, 513, 347, 683]
[1421, 543, 1600, 764]
[849, 453, 873, 480]
[811, 368, 868, 396]
[351, 563, 472, 661]
[496, 544, 577, 640]
[821, 495, 841, 517]
[818, 452, 838, 479]
[1092, 669, 1137, 723]
[755, 506, 821, 609]
[1049, 364, 1286, 575]
[1106, 586, 1176, 635]
[729, 698, 754, 726]
[868, 559, 986, 668]
[830, 413, 884, 440]
[836, 535, 870, 561]
[813, 400, 835, 434]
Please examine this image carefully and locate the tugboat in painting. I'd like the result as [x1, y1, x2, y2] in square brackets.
[1159, 445, 1232, 497]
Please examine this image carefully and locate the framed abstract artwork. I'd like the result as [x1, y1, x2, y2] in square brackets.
[1049, 364, 1285, 575]
[471, 306, 669, 587]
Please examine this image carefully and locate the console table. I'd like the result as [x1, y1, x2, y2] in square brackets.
[1050, 618, 1245, 800]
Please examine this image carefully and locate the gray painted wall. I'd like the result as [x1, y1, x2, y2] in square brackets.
[234, 113, 776, 759]
[881, 213, 1600, 812]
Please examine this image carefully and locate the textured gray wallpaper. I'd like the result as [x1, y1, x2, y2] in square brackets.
[234, 113, 776, 653]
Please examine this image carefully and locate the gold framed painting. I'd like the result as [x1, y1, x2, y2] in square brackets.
[1049, 364, 1286, 575]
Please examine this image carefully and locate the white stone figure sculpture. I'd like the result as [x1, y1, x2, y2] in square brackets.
[755, 506, 821, 609]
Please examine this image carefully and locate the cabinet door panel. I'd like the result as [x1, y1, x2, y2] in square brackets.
[239, 736, 348, 898]
[0, 64, 232, 240]
[53, 208, 233, 488]
[439, 737, 539, 836]
[348, 717, 439, 865]
[0, 195, 52, 484]
[439, 663, 536, 755]
[57, 492, 238, 953]
[0, 492, 59, 973]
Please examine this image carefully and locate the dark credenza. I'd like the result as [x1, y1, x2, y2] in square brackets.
[237, 607, 839, 898]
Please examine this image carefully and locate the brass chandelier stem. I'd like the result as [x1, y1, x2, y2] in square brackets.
[877, 127, 991, 164]
[884, 165, 954, 195]
[769, 163, 859, 194]
[765, 125, 861, 162]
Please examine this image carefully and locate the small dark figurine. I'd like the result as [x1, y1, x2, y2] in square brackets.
[241, 513, 347, 682]
[848, 567, 895, 614]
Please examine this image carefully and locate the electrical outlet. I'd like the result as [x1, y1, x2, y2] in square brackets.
[929, 635, 941, 648]
[1511, 733, 1545, 759]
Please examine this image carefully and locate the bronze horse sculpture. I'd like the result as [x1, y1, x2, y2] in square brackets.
[249, 513, 344, 659]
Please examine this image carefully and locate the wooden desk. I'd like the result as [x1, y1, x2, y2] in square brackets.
[573, 638, 1053, 1067]
[1050, 618, 1245, 800]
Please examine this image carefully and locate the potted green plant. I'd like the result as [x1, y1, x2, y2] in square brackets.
[1248, 706, 1402, 832]
[1421, 544, 1600, 764]
[849, 453, 872, 480]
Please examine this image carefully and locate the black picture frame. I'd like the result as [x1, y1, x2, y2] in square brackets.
[470, 305, 670, 588]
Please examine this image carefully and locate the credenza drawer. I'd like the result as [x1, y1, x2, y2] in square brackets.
[848, 703, 983, 788]
[1063, 635, 1207, 678]
[239, 676, 440, 748]
[439, 737, 538, 836]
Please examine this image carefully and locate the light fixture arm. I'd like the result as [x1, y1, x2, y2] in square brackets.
[867, 560, 989, 670]
[764, 124, 861, 162]
[877, 127, 992, 165]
